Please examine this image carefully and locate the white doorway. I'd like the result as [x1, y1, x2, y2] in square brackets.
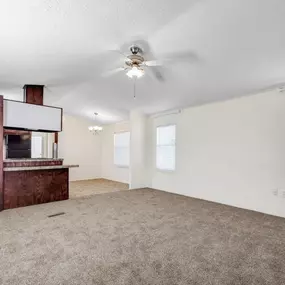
[32, 136, 43, 158]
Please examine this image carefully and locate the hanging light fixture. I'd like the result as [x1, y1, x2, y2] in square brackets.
[88, 113, 103, 135]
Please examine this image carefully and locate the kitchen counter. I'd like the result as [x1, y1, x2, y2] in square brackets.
[4, 164, 79, 171]
[4, 158, 64, 168]
[2, 159, 79, 210]
[4, 158, 64, 161]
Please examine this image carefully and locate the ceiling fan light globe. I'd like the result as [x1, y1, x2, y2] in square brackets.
[126, 66, 144, 78]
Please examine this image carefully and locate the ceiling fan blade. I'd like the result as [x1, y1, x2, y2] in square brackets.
[102, 67, 127, 77]
[143, 60, 163, 67]
[161, 51, 198, 63]
[146, 66, 165, 82]
[144, 51, 198, 69]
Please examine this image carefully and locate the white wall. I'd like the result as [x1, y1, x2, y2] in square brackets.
[101, 121, 130, 184]
[58, 114, 102, 181]
[129, 110, 148, 189]
[148, 90, 285, 218]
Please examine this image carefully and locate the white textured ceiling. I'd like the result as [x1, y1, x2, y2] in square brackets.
[0, 0, 285, 124]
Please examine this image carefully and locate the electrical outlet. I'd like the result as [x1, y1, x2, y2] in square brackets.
[272, 189, 278, 196]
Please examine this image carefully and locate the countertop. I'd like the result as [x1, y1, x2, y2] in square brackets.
[4, 165, 79, 172]
[4, 158, 64, 162]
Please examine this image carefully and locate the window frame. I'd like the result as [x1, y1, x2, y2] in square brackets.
[113, 131, 130, 168]
[156, 124, 176, 172]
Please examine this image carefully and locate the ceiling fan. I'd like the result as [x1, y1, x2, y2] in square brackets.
[103, 39, 197, 82]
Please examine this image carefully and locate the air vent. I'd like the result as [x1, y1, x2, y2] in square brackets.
[48, 212, 65, 218]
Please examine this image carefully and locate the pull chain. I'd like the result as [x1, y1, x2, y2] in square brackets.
[133, 77, 137, 99]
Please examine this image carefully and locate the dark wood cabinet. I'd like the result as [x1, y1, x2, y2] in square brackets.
[3, 168, 69, 209]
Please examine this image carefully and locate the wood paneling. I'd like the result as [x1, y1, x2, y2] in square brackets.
[4, 169, 68, 209]
[0, 96, 3, 211]
[54, 132, 58, 144]
[4, 160, 63, 167]
[4, 129, 31, 136]
[23, 85, 44, 105]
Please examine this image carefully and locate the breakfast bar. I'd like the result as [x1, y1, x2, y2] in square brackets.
[0, 86, 80, 211]
[3, 158, 78, 209]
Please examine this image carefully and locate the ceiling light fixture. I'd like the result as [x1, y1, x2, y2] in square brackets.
[88, 125, 103, 132]
[88, 113, 103, 135]
[126, 66, 144, 78]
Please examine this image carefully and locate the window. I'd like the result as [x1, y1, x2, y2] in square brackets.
[156, 125, 176, 171]
[114, 132, 130, 167]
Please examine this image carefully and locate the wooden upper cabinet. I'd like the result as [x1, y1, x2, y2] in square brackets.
[24, 85, 44, 105]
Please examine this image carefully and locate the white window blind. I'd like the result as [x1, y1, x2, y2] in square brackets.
[114, 132, 130, 167]
[156, 125, 176, 171]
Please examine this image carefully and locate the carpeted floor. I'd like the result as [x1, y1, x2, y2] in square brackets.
[0, 188, 285, 284]
[69, 179, 129, 199]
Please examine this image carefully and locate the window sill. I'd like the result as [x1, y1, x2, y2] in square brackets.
[115, 165, 129, 169]
[156, 168, 175, 173]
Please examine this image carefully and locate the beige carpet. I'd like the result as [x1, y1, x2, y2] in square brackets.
[69, 179, 129, 199]
[1, 188, 285, 284]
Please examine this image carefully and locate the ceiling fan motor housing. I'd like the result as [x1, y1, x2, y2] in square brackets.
[130, 45, 142, 55]
[126, 54, 144, 66]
